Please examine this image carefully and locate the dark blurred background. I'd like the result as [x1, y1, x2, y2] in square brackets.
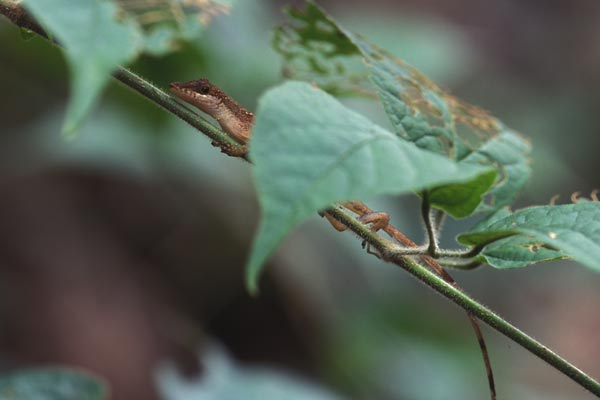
[1, 1, 600, 399]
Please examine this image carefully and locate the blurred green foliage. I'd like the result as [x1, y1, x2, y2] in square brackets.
[0, 369, 107, 400]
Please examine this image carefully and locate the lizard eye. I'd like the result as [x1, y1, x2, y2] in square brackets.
[199, 85, 210, 94]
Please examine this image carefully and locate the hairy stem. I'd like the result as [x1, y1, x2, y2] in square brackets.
[325, 207, 600, 397]
[421, 191, 440, 256]
[330, 202, 497, 398]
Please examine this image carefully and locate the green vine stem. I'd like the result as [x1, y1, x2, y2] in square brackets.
[2, 4, 600, 397]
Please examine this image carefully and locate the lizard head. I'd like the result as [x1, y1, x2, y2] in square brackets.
[169, 78, 254, 145]
[169, 79, 223, 115]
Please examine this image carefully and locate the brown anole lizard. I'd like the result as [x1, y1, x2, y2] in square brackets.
[169, 78, 496, 399]
[170, 79, 252, 157]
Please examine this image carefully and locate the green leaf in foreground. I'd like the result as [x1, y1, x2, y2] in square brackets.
[23, 0, 143, 134]
[459, 202, 600, 272]
[247, 81, 494, 293]
[0, 368, 107, 400]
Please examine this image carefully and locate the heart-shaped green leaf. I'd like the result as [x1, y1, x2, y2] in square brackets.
[273, 2, 531, 215]
[247, 81, 494, 293]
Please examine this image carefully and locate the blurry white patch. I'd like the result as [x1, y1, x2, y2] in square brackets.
[155, 343, 345, 400]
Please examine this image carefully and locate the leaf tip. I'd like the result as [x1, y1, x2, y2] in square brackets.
[60, 112, 84, 138]
[61, 122, 79, 139]
[246, 279, 260, 297]
[244, 255, 263, 297]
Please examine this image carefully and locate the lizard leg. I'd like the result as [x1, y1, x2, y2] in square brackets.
[321, 201, 391, 233]
[355, 210, 389, 257]
[219, 142, 248, 157]
[321, 201, 391, 257]
[357, 211, 390, 232]
[210, 140, 247, 157]
[321, 211, 348, 232]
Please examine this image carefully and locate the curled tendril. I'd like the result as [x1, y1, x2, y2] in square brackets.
[554, 190, 600, 204]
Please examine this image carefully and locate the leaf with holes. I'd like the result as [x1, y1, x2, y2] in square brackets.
[247, 81, 495, 293]
[273, 3, 367, 97]
[459, 202, 600, 272]
[274, 2, 531, 214]
[477, 235, 567, 269]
